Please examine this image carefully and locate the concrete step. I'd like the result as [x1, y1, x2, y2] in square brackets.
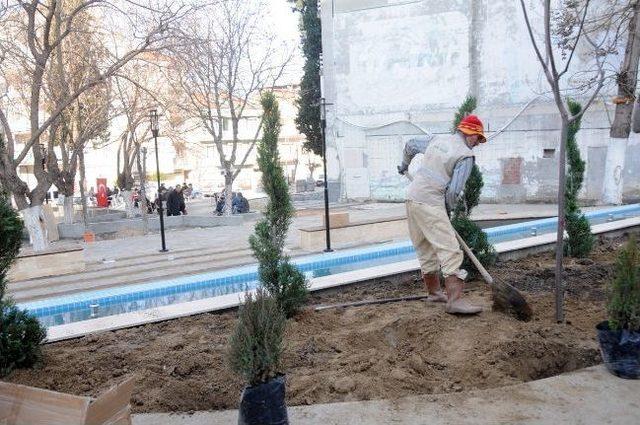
[84, 245, 254, 271]
[8, 250, 257, 303]
[9, 246, 254, 291]
[8, 253, 252, 302]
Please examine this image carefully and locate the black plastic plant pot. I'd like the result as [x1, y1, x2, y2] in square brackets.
[596, 321, 640, 379]
[238, 375, 289, 425]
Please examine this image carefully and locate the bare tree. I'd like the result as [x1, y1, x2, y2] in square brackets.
[111, 56, 187, 221]
[601, 1, 640, 204]
[113, 71, 152, 218]
[0, 0, 188, 250]
[172, 0, 292, 215]
[45, 4, 112, 225]
[520, 0, 614, 322]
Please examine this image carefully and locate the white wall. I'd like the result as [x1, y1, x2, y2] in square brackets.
[321, 0, 635, 204]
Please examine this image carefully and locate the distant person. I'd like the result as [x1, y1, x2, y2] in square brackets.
[106, 186, 113, 206]
[87, 187, 95, 206]
[214, 189, 227, 215]
[154, 192, 164, 214]
[145, 195, 154, 214]
[236, 192, 249, 214]
[187, 183, 194, 199]
[182, 182, 192, 200]
[231, 192, 239, 214]
[166, 186, 187, 216]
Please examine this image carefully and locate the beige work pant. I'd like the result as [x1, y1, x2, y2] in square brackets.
[406, 200, 467, 279]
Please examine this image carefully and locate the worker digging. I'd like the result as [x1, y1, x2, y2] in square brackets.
[397, 114, 486, 315]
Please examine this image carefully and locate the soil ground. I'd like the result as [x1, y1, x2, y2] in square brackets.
[6, 237, 624, 414]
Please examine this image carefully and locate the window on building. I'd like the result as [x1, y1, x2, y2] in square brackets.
[223, 118, 230, 131]
[543, 148, 556, 158]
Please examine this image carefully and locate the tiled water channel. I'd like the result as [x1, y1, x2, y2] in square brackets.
[19, 204, 640, 327]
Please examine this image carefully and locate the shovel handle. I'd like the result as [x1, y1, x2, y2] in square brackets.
[453, 230, 494, 285]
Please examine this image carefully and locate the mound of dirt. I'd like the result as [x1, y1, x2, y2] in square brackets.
[6, 237, 623, 414]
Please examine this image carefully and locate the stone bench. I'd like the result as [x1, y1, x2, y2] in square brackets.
[9, 245, 85, 281]
[299, 215, 407, 251]
[323, 211, 350, 228]
[0, 376, 135, 425]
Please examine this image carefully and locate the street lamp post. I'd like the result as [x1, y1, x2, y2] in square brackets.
[150, 109, 168, 252]
[319, 98, 333, 253]
[319, 50, 333, 253]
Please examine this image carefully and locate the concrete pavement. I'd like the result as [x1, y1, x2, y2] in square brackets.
[132, 365, 639, 425]
[81, 201, 592, 263]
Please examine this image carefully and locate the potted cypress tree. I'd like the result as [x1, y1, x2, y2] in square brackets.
[228, 289, 288, 424]
[226, 91, 304, 425]
[597, 236, 640, 379]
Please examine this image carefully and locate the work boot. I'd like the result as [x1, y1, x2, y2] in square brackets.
[444, 275, 482, 315]
[423, 273, 447, 303]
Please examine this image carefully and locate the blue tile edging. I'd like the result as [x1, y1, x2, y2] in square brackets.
[18, 204, 640, 321]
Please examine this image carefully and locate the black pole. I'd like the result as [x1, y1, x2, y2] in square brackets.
[153, 133, 168, 252]
[320, 98, 332, 252]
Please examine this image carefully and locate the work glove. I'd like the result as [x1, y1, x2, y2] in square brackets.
[397, 163, 408, 176]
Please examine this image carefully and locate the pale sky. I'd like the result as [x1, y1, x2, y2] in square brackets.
[265, 0, 304, 85]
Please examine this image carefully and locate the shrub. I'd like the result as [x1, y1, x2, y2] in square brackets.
[607, 236, 640, 332]
[564, 209, 594, 258]
[0, 195, 23, 299]
[0, 301, 48, 377]
[0, 195, 47, 377]
[564, 99, 594, 257]
[250, 92, 308, 317]
[450, 95, 497, 276]
[227, 289, 286, 386]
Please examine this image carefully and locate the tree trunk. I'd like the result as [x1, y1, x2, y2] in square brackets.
[603, 1, 640, 204]
[554, 120, 569, 323]
[122, 190, 135, 218]
[224, 173, 233, 216]
[601, 141, 627, 204]
[136, 147, 148, 234]
[63, 195, 74, 225]
[22, 205, 49, 252]
[632, 97, 640, 133]
[79, 149, 89, 228]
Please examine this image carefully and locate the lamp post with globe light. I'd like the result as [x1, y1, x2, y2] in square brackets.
[150, 109, 168, 252]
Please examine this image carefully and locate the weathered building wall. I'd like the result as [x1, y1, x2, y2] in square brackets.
[321, 0, 639, 204]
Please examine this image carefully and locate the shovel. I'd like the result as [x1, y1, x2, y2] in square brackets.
[453, 228, 532, 321]
[404, 171, 532, 321]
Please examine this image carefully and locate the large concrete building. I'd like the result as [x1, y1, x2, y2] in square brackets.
[320, 0, 640, 204]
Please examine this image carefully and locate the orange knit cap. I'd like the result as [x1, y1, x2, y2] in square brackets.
[457, 114, 487, 143]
